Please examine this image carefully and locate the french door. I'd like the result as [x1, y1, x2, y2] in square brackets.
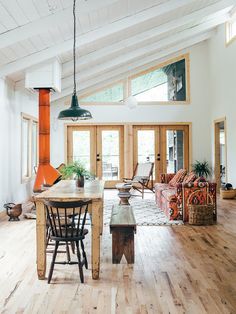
[133, 125, 189, 182]
[67, 125, 124, 187]
[67, 124, 189, 186]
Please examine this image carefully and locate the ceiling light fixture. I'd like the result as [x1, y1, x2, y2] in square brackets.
[58, 0, 92, 121]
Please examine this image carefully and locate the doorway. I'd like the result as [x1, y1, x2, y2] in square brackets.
[133, 125, 189, 182]
[67, 125, 124, 187]
[67, 123, 190, 187]
[214, 118, 227, 191]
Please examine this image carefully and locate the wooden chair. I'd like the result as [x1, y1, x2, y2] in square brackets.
[44, 199, 91, 284]
[123, 162, 154, 198]
[34, 163, 65, 175]
[46, 219, 74, 264]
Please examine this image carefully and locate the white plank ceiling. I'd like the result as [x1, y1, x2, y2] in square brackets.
[0, 0, 235, 101]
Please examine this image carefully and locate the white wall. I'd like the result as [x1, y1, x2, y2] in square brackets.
[51, 41, 212, 168]
[0, 79, 37, 211]
[208, 25, 236, 185]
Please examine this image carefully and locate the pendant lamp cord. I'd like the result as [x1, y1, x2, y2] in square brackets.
[73, 0, 76, 95]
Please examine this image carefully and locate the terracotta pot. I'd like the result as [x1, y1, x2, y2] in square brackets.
[76, 175, 85, 188]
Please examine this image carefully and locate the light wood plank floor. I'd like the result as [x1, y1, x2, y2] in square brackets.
[0, 191, 236, 314]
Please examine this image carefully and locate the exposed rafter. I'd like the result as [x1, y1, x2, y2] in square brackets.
[0, 0, 119, 50]
[51, 31, 213, 102]
[0, 0, 201, 78]
[59, 13, 229, 90]
[62, 0, 234, 76]
[0, 9, 71, 50]
[15, 1, 232, 88]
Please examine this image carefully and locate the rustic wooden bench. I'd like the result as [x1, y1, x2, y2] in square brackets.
[110, 205, 136, 264]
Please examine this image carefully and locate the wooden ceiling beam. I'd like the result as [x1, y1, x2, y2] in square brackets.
[0, 0, 201, 77]
[15, 1, 232, 88]
[0, 0, 119, 50]
[59, 14, 227, 90]
[51, 31, 213, 102]
[62, 0, 234, 76]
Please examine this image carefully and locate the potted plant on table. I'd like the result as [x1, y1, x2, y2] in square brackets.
[192, 160, 211, 180]
[61, 161, 90, 188]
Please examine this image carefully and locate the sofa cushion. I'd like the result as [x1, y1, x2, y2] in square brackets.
[162, 188, 177, 202]
[169, 169, 187, 187]
[182, 171, 197, 184]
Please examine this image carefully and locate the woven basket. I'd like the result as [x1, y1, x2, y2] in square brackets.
[220, 189, 236, 199]
[189, 204, 214, 225]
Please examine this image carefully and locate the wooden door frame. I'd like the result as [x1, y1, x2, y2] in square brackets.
[132, 124, 190, 181]
[214, 117, 227, 192]
[66, 124, 124, 188]
[65, 122, 192, 184]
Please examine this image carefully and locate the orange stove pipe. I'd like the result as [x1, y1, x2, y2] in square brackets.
[33, 88, 61, 192]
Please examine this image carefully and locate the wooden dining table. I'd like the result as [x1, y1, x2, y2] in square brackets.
[35, 179, 104, 280]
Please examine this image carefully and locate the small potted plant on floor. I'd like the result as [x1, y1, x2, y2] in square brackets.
[192, 160, 211, 180]
[61, 161, 90, 188]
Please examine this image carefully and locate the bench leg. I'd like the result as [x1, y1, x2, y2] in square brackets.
[111, 228, 134, 264]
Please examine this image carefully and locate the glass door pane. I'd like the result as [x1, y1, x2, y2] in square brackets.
[166, 130, 184, 173]
[162, 126, 189, 174]
[134, 128, 159, 181]
[137, 130, 155, 164]
[96, 126, 124, 187]
[101, 130, 120, 180]
[72, 130, 91, 172]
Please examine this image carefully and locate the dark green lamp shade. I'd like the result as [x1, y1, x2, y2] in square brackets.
[58, 94, 92, 121]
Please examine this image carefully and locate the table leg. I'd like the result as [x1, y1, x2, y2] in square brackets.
[100, 197, 104, 235]
[36, 201, 46, 279]
[91, 200, 102, 280]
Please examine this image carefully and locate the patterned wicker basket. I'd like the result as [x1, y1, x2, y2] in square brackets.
[189, 204, 214, 225]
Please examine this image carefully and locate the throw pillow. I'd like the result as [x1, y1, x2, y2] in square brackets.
[183, 171, 197, 184]
[169, 169, 187, 187]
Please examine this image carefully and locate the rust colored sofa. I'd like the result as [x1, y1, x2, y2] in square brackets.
[155, 173, 217, 222]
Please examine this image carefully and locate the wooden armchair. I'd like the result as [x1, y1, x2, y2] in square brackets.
[123, 162, 154, 198]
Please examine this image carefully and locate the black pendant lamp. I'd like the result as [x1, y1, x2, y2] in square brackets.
[58, 0, 92, 121]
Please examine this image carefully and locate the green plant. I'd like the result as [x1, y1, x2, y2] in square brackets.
[192, 160, 211, 178]
[61, 161, 90, 179]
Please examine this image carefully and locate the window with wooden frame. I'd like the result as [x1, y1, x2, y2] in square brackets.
[226, 12, 236, 45]
[129, 54, 190, 104]
[79, 81, 124, 104]
[78, 54, 190, 105]
[21, 113, 38, 182]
